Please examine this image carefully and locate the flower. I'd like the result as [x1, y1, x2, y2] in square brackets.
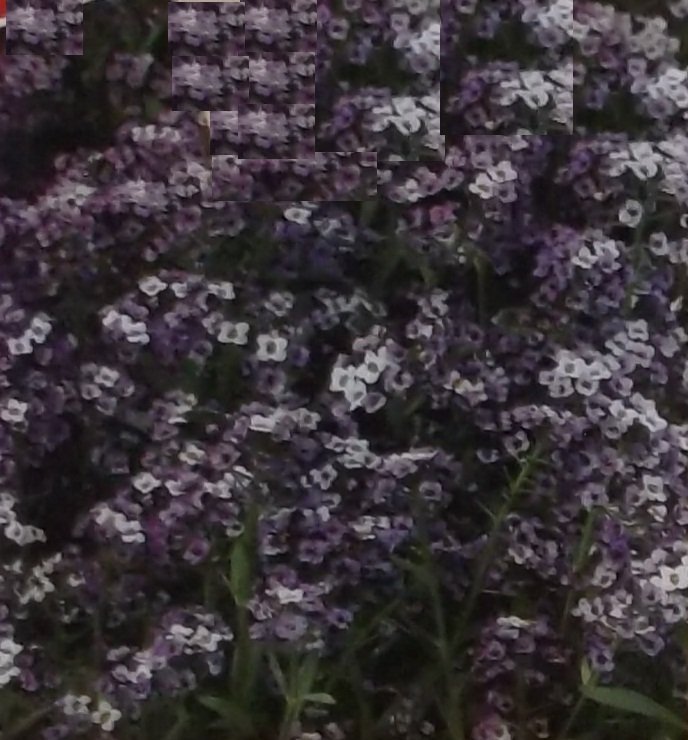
[91, 699, 122, 732]
[217, 320, 250, 344]
[58, 694, 92, 717]
[256, 333, 288, 362]
[618, 199, 643, 227]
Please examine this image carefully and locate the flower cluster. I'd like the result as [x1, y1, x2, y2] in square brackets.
[0, 0, 688, 738]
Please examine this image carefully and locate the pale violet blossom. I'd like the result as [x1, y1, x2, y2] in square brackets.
[256, 333, 288, 362]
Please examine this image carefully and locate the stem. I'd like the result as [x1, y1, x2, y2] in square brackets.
[3, 705, 53, 740]
[555, 694, 587, 740]
[560, 508, 598, 635]
[231, 605, 251, 701]
[450, 442, 544, 653]
[277, 698, 300, 740]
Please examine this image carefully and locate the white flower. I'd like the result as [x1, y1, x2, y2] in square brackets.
[91, 699, 122, 732]
[490, 160, 518, 183]
[138, 276, 168, 297]
[642, 474, 666, 502]
[217, 321, 250, 345]
[94, 366, 121, 387]
[0, 638, 23, 686]
[618, 199, 643, 227]
[271, 586, 305, 605]
[28, 314, 52, 343]
[59, 693, 92, 717]
[652, 564, 688, 592]
[343, 378, 368, 410]
[7, 334, 33, 356]
[115, 518, 145, 544]
[255, 333, 288, 362]
[1, 399, 28, 425]
[132, 472, 161, 494]
[356, 349, 388, 384]
[249, 414, 276, 433]
[571, 245, 597, 269]
[283, 206, 313, 224]
[208, 281, 235, 300]
[330, 365, 359, 393]
[468, 172, 496, 199]
[120, 316, 150, 345]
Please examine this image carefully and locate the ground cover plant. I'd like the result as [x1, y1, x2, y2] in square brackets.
[1, 0, 688, 739]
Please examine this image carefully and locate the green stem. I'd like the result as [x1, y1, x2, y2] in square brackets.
[3, 705, 54, 740]
[277, 698, 300, 740]
[450, 442, 544, 653]
[555, 694, 587, 740]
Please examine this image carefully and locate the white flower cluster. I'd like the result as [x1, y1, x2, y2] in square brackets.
[92, 503, 146, 545]
[351, 514, 392, 540]
[16, 553, 62, 606]
[497, 66, 573, 130]
[330, 347, 389, 411]
[102, 308, 150, 345]
[167, 620, 233, 654]
[43, 181, 96, 210]
[249, 406, 321, 435]
[370, 92, 441, 139]
[629, 16, 679, 61]
[468, 160, 518, 202]
[607, 141, 663, 180]
[57, 695, 122, 732]
[324, 435, 380, 469]
[6, 313, 53, 356]
[0, 636, 22, 687]
[570, 231, 621, 271]
[520, 0, 574, 47]
[394, 19, 441, 69]
[443, 371, 487, 406]
[110, 179, 167, 214]
[644, 67, 688, 113]
[79, 363, 125, 402]
[0, 491, 46, 546]
[539, 348, 620, 399]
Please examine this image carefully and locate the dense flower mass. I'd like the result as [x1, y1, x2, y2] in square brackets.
[0, 0, 688, 739]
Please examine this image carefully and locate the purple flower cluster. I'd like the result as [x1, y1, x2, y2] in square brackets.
[0, 0, 688, 738]
[6, 0, 83, 55]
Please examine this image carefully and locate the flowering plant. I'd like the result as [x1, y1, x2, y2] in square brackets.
[1, 1, 688, 739]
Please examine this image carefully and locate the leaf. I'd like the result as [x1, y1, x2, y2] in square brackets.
[197, 695, 254, 735]
[580, 658, 592, 687]
[581, 685, 688, 732]
[164, 706, 190, 740]
[390, 555, 434, 589]
[304, 693, 337, 706]
[296, 652, 320, 695]
[230, 536, 252, 607]
[268, 653, 288, 696]
[574, 508, 598, 573]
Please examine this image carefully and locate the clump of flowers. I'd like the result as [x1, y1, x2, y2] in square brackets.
[1, 0, 688, 739]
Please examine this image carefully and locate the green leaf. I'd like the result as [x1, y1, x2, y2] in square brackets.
[163, 706, 190, 740]
[574, 508, 598, 573]
[304, 693, 337, 706]
[296, 652, 320, 695]
[580, 658, 592, 687]
[268, 653, 288, 696]
[581, 685, 688, 732]
[230, 536, 252, 607]
[390, 555, 434, 590]
[197, 696, 254, 735]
